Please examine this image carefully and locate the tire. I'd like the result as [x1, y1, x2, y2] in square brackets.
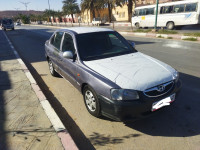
[83, 85, 101, 117]
[166, 22, 174, 30]
[135, 23, 140, 29]
[48, 59, 59, 77]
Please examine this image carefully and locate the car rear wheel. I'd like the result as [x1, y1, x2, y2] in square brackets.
[48, 59, 59, 77]
[83, 85, 101, 117]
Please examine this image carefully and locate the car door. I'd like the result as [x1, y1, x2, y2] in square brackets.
[59, 32, 78, 87]
[48, 32, 64, 73]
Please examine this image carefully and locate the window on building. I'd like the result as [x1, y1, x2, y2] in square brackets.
[122, 12, 125, 18]
[185, 3, 197, 12]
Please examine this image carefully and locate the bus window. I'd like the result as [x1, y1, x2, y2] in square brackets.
[185, 3, 197, 12]
[174, 5, 185, 13]
[161, 6, 174, 14]
[146, 8, 154, 15]
[134, 10, 139, 16]
[139, 9, 146, 16]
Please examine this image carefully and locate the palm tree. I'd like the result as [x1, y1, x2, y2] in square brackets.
[127, 0, 136, 22]
[62, 0, 80, 23]
[81, 0, 102, 22]
[55, 10, 63, 22]
[43, 9, 56, 22]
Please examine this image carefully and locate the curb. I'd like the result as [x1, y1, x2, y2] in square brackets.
[118, 31, 200, 42]
[2, 30, 79, 150]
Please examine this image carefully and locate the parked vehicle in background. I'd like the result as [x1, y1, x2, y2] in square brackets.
[16, 22, 21, 26]
[1, 18, 14, 31]
[92, 18, 106, 26]
[132, 0, 200, 30]
[45, 27, 181, 121]
[37, 21, 43, 24]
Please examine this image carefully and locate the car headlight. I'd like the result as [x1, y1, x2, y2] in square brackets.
[173, 70, 179, 82]
[111, 89, 139, 100]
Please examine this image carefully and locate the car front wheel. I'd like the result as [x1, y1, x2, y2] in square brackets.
[83, 85, 101, 117]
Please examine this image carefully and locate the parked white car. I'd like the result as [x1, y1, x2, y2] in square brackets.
[92, 18, 106, 26]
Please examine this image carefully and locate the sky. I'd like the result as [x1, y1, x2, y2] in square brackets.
[0, 0, 81, 11]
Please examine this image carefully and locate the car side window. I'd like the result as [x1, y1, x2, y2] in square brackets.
[51, 32, 63, 50]
[62, 33, 75, 53]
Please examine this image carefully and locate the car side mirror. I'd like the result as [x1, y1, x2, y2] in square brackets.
[129, 41, 135, 48]
[63, 51, 73, 59]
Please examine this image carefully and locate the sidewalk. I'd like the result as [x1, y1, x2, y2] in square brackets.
[0, 30, 76, 149]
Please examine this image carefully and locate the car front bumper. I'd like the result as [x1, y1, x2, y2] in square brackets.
[98, 80, 181, 121]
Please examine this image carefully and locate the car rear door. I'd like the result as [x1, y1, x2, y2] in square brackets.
[47, 31, 64, 73]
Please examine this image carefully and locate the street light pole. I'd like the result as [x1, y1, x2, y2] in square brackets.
[154, 0, 159, 30]
[20, 2, 30, 11]
[48, 0, 53, 25]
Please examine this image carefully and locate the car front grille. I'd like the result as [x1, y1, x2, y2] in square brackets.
[143, 81, 174, 97]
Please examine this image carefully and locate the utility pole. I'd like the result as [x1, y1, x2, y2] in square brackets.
[154, 0, 159, 30]
[48, 0, 53, 25]
[20, 2, 30, 11]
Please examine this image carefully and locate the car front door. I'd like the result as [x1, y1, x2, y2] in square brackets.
[59, 32, 79, 87]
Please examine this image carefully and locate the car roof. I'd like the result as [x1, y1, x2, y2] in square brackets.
[58, 27, 114, 34]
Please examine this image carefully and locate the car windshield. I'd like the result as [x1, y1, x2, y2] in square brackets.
[76, 31, 137, 61]
[3, 19, 12, 24]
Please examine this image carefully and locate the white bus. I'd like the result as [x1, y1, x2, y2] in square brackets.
[132, 0, 200, 30]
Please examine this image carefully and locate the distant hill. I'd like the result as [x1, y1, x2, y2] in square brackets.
[0, 10, 43, 19]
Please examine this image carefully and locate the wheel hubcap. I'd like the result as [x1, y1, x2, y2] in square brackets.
[85, 90, 96, 112]
[49, 61, 53, 74]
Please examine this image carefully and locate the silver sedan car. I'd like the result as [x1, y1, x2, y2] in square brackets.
[45, 27, 181, 121]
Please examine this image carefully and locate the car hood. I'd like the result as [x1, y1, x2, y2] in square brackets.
[83, 52, 176, 91]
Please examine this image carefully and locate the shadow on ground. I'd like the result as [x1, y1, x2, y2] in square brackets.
[0, 70, 10, 150]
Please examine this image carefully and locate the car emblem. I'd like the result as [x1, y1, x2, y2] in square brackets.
[157, 85, 165, 92]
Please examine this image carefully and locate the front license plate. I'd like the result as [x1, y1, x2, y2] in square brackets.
[152, 93, 176, 112]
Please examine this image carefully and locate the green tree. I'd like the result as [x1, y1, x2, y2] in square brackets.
[62, 0, 80, 23]
[43, 9, 56, 22]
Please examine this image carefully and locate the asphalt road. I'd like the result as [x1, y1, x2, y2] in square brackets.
[5, 25, 200, 150]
